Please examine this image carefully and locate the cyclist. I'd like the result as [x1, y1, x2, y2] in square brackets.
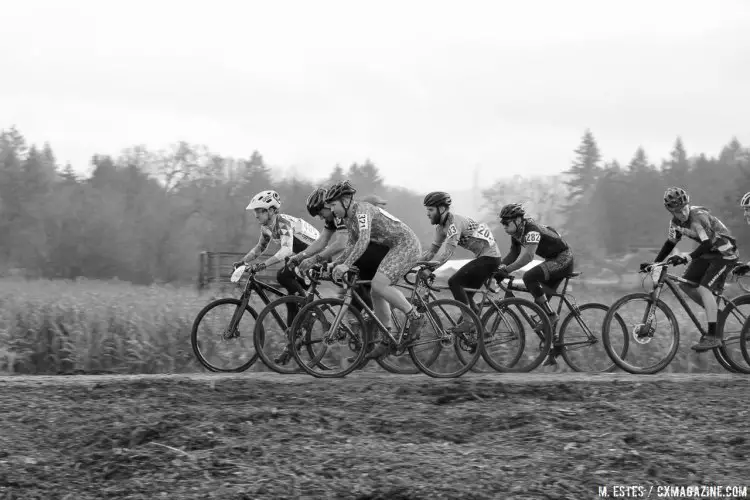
[643, 187, 738, 351]
[497, 203, 574, 363]
[731, 191, 750, 277]
[420, 191, 502, 329]
[234, 189, 320, 327]
[325, 179, 426, 360]
[288, 186, 389, 313]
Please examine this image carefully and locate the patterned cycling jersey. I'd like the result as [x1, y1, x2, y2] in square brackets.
[506, 219, 569, 261]
[426, 213, 501, 263]
[250, 213, 320, 259]
[324, 216, 347, 232]
[334, 201, 420, 268]
[668, 206, 737, 259]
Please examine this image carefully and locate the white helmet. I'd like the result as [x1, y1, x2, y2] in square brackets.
[741, 192, 750, 208]
[246, 190, 281, 211]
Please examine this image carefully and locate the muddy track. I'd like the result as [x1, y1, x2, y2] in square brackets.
[1, 373, 749, 499]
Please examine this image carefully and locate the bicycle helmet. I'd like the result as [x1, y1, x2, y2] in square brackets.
[246, 190, 281, 210]
[499, 203, 525, 221]
[324, 180, 357, 203]
[423, 191, 452, 207]
[306, 187, 328, 217]
[663, 187, 689, 210]
[740, 192, 750, 208]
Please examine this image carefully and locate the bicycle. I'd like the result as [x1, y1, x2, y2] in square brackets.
[289, 262, 485, 378]
[401, 268, 554, 373]
[601, 259, 750, 374]
[487, 270, 629, 372]
[252, 263, 336, 374]
[190, 263, 293, 372]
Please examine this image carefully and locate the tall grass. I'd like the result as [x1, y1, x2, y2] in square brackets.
[0, 278, 743, 374]
[0, 278, 212, 374]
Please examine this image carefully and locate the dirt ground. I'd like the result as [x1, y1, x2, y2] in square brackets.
[1, 373, 749, 500]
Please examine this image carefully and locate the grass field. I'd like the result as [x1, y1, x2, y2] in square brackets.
[0, 277, 747, 375]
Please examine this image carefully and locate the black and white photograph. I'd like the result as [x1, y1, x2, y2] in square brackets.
[1, 0, 749, 498]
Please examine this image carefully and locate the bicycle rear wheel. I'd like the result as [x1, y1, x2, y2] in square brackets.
[408, 298, 484, 378]
[559, 303, 628, 373]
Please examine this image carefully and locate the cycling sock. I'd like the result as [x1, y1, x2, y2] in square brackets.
[707, 322, 717, 337]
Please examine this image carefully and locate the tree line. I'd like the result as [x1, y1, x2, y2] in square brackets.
[1, 125, 748, 284]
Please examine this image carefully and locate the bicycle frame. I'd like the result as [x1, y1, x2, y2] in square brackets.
[328, 267, 450, 350]
[648, 264, 742, 337]
[225, 270, 292, 334]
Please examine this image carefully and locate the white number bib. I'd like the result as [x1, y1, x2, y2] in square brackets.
[474, 223, 496, 244]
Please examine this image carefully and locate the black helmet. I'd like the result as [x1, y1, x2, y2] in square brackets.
[499, 203, 525, 220]
[664, 187, 689, 210]
[324, 180, 357, 203]
[306, 187, 328, 217]
[423, 191, 452, 207]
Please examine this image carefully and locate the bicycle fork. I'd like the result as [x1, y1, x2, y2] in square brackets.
[225, 294, 251, 339]
[635, 284, 664, 343]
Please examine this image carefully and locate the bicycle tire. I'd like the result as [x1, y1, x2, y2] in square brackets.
[558, 302, 628, 373]
[254, 295, 325, 374]
[191, 298, 259, 373]
[289, 297, 369, 378]
[478, 301, 525, 372]
[408, 298, 484, 378]
[715, 294, 750, 374]
[481, 297, 552, 373]
[602, 292, 680, 374]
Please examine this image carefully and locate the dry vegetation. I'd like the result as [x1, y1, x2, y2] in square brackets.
[0, 278, 746, 375]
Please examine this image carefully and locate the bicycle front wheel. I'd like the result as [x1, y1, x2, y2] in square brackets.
[289, 297, 369, 378]
[191, 298, 259, 372]
[715, 294, 750, 374]
[481, 297, 551, 373]
[602, 293, 679, 374]
[254, 295, 326, 374]
[408, 298, 484, 378]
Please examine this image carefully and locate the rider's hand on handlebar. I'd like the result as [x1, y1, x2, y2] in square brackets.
[496, 264, 510, 277]
[332, 263, 349, 282]
[666, 253, 689, 266]
[250, 262, 266, 273]
[733, 263, 750, 276]
[233, 260, 246, 270]
[287, 254, 304, 268]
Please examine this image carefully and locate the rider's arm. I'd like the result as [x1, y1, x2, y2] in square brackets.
[686, 218, 712, 260]
[296, 227, 335, 259]
[501, 240, 520, 267]
[241, 230, 270, 263]
[504, 229, 540, 273]
[654, 222, 681, 262]
[318, 229, 348, 262]
[264, 225, 294, 268]
[421, 225, 447, 261]
[506, 242, 538, 273]
[430, 225, 459, 267]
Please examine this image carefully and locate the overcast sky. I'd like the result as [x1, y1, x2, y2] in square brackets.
[1, 0, 749, 191]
